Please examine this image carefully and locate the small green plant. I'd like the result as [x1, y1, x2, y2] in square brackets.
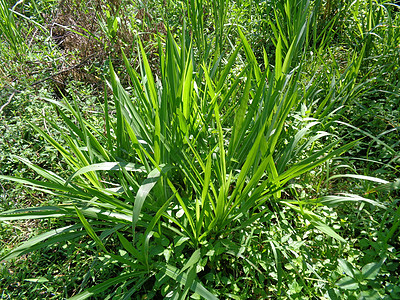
[335, 257, 386, 298]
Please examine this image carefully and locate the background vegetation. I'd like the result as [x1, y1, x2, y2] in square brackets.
[0, 0, 399, 299]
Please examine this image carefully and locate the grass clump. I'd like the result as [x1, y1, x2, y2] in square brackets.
[1, 0, 399, 298]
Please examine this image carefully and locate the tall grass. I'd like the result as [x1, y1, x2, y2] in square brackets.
[0, 0, 26, 59]
[0, 30, 358, 300]
[1, 0, 398, 298]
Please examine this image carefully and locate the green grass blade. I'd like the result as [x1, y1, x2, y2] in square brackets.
[0, 225, 85, 262]
[132, 165, 172, 235]
[75, 206, 107, 252]
[155, 262, 218, 300]
[321, 194, 386, 209]
[69, 162, 145, 181]
[116, 232, 145, 264]
[68, 273, 143, 300]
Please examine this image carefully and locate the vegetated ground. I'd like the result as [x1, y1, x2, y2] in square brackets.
[0, 0, 399, 299]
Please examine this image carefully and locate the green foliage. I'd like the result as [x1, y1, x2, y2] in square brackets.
[0, 0, 26, 59]
[1, 0, 400, 298]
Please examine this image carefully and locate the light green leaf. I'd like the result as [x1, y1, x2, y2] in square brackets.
[70, 162, 145, 180]
[328, 174, 389, 184]
[321, 193, 386, 209]
[359, 290, 381, 300]
[132, 168, 162, 230]
[336, 276, 359, 290]
[181, 249, 201, 274]
[310, 219, 346, 243]
[338, 259, 356, 278]
[24, 277, 49, 283]
[362, 257, 385, 280]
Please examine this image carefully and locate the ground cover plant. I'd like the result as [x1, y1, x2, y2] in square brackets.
[1, 0, 399, 299]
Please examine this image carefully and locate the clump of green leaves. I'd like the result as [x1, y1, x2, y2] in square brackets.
[1, 0, 400, 299]
[0, 17, 382, 297]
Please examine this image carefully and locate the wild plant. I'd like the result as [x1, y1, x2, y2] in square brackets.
[0, 0, 26, 59]
[0, 0, 395, 298]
